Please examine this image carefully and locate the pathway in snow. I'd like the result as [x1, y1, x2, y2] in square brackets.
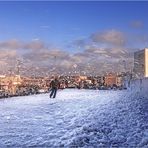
[0, 89, 147, 147]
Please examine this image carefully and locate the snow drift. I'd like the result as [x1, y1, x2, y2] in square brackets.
[0, 88, 148, 147]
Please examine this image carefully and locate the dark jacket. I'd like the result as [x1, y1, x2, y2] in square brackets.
[50, 79, 60, 89]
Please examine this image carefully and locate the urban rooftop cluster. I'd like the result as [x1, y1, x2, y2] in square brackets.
[0, 48, 147, 98]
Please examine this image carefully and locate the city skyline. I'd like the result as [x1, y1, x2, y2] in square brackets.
[0, 1, 148, 76]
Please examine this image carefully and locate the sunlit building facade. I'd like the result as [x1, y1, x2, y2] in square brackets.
[134, 48, 148, 78]
[104, 73, 123, 87]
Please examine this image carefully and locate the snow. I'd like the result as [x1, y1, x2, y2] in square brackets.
[0, 89, 148, 147]
[130, 78, 148, 99]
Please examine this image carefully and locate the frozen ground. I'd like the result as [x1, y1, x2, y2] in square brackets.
[0, 89, 148, 147]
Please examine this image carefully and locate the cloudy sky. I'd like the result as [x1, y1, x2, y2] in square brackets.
[0, 1, 148, 76]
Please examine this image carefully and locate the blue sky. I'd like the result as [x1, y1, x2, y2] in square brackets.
[0, 1, 148, 51]
[0, 1, 148, 75]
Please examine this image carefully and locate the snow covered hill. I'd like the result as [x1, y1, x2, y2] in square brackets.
[0, 89, 148, 147]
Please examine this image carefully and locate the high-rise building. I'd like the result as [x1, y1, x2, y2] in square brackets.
[134, 48, 148, 78]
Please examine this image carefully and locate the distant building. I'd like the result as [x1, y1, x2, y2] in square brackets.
[0, 75, 22, 95]
[104, 73, 122, 87]
[134, 48, 148, 78]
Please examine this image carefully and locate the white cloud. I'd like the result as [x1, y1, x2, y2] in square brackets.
[0, 36, 133, 76]
[130, 20, 144, 29]
[0, 39, 22, 50]
[91, 29, 126, 46]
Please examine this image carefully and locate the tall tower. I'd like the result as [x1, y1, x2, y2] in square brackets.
[145, 48, 148, 77]
[134, 48, 148, 78]
[16, 60, 21, 75]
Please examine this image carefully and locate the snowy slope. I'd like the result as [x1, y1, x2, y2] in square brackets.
[0, 89, 148, 147]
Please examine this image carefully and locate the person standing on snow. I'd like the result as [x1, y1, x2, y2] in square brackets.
[49, 76, 60, 98]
